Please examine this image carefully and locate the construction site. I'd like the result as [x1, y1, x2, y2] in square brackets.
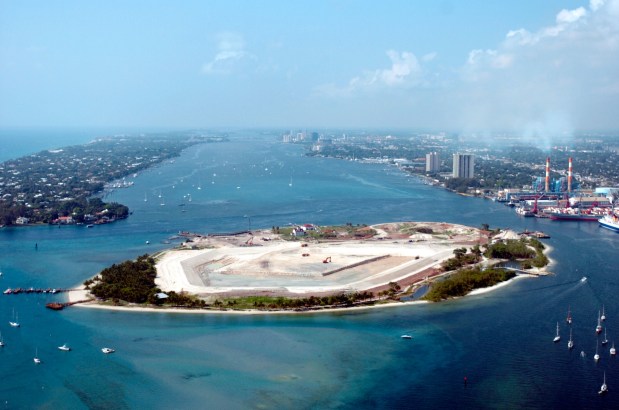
[154, 222, 484, 298]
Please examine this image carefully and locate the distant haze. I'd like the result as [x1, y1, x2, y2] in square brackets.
[1, 0, 618, 135]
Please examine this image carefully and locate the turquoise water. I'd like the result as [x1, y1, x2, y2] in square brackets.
[1, 131, 618, 409]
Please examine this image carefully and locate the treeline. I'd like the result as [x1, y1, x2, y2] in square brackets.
[213, 291, 375, 310]
[485, 237, 548, 268]
[444, 178, 480, 193]
[424, 267, 516, 302]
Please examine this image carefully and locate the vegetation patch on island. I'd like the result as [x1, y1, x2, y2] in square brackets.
[84, 254, 205, 308]
[423, 235, 549, 302]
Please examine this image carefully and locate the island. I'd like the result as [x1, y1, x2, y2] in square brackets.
[0, 133, 226, 226]
[67, 222, 551, 313]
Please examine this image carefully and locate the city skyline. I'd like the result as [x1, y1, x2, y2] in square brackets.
[1, 0, 619, 134]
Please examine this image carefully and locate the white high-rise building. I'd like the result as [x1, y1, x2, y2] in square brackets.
[452, 154, 475, 178]
[425, 152, 440, 172]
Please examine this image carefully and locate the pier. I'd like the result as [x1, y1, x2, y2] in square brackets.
[3, 287, 71, 295]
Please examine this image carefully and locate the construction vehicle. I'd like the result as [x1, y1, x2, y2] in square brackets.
[323, 257, 331, 263]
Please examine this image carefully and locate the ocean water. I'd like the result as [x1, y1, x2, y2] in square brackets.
[1, 131, 618, 409]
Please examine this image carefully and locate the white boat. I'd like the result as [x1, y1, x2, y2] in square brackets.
[0, 332, 4, 347]
[566, 306, 572, 325]
[580, 276, 587, 283]
[596, 311, 602, 334]
[611, 342, 616, 356]
[599, 213, 619, 232]
[602, 328, 608, 346]
[34, 348, 41, 364]
[601, 305, 606, 321]
[594, 342, 600, 362]
[401, 334, 412, 339]
[9, 310, 19, 327]
[553, 322, 561, 343]
[568, 328, 574, 350]
[58, 344, 71, 351]
[101, 347, 115, 354]
[599, 372, 608, 394]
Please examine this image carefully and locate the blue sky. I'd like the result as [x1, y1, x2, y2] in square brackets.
[1, 0, 617, 133]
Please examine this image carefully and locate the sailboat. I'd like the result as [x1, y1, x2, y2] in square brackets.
[596, 311, 603, 334]
[610, 342, 616, 356]
[594, 341, 600, 362]
[0, 332, 4, 347]
[568, 328, 574, 350]
[553, 322, 561, 343]
[599, 372, 608, 394]
[33, 348, 41, 364]
[566, 306, 572, 325]
[9, 309, 19, 327]
[288, 177, 293, 187]
[602, 328, 609, 346]
[144, 192, 148, 202]
[601, 305, 606, 321]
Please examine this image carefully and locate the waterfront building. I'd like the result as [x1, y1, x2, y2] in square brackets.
[452, 153, 475, 178]
[425, 152, 440, 173]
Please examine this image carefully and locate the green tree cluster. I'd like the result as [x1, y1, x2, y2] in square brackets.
[424, 267, 516, 302]
[88, 254, 157, 303]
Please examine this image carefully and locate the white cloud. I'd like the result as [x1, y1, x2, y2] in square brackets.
[556, 7, 587, 24]
[202, 32, 253, 75]
[453, 0, 619, 133]
[590, 0, 605, 11]
[314, 0, 619, 132]
[316, 49, 425, 96]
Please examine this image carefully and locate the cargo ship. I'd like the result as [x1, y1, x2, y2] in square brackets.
[599, 213, 619, 232]
[544, 207, 608, 221]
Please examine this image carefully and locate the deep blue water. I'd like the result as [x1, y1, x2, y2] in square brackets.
[1, 131, 618, 409]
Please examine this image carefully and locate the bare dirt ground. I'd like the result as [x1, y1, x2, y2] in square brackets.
[154, 222, 484, 297]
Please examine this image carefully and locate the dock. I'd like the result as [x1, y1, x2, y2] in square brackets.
[3, 287, 71, 295]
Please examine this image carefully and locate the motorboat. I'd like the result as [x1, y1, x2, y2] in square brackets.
[101, 347, 115, 354]
[58, 344, 71, 351]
